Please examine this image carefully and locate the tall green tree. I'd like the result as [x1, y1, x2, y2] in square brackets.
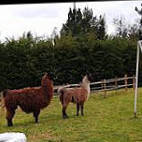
[96, 15, 107, 40]
[60, 8, 82, 37]
[60, 7, 107, 40]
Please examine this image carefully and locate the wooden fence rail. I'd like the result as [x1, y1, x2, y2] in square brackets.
[54, 74, 135, 98]
[0, 74, 135, 106]
[0, 74, 136, 100]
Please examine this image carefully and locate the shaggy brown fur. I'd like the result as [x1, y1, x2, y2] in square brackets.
[58, 74, 91, 119]
[2, 72, 54, 126]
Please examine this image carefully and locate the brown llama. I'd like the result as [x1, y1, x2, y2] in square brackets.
[2, 72, 54, 126]
[58, 74, 91, 119]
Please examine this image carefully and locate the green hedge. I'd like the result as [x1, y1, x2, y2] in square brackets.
[0, 38, 140, 91]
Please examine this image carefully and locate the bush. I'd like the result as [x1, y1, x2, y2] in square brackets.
[0, 36, 138, 91]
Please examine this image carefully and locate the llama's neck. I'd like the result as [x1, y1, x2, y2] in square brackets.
[81, 83, 90, 95]
[42, 81, 53, 102]
[81, 75, 91, 100]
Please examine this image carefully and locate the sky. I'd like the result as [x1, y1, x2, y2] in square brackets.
[0, 0, 141, 42]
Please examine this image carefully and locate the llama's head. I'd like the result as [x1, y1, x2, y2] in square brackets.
[87, 73, 93, 82]
[48, 72, 57, 80]
[41, 72, 55, 86]
[82, 73, 92, 84]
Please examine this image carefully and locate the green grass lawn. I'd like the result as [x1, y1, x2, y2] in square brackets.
[1, 88, 142, 142]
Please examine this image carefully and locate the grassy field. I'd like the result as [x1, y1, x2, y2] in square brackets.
[1, 88, 142, 142]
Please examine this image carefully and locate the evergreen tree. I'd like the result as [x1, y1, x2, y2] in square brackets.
[60, 8, 81, 37]
[96, 15, 107, 40]
[60, 6, 107, 40]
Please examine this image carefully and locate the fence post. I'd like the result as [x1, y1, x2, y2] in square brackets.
[133, 75, 136, 90]
[101, 80, 104, 98]
[115, 76, 118, 89]
[115, 76, 118, 94]
[124, 74, 128, 91]
[102, 79, 106, 98]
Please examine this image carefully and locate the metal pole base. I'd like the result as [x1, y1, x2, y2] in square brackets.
[134, 113, 138, 119]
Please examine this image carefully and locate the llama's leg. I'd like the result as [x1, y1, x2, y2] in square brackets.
[76, 103, 80, 116]
[33, 110, 40, 123]
[6, 109, 15, 127]
[62, 106, 68, 119]
[81, 103, 84, 116]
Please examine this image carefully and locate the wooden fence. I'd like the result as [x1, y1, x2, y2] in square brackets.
[54, 74, 135, 98]
[0, 74, 135, 105]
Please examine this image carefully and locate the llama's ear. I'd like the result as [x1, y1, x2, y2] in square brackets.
[44, 72, 47, 75]
[42, 72, 47, 77]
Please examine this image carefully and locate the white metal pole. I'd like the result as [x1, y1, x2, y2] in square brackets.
[134, 42, 140, 118]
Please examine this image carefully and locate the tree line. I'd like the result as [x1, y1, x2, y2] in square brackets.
[0, 4, 142, 91]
